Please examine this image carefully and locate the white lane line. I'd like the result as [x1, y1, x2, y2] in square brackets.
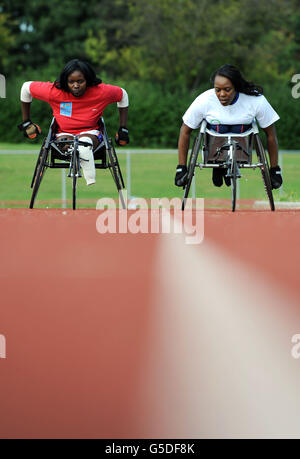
[254, 201, 300, 209]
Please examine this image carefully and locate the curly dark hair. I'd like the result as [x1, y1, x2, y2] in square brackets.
[211, 64, 263, 96]
[54, 59, 102, 91]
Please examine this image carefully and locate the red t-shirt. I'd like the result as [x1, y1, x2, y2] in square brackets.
[29, 81, 123, 134]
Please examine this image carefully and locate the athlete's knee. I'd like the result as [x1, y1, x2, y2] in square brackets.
[78, 136, 96, 185]
[78, 136, 94, 160]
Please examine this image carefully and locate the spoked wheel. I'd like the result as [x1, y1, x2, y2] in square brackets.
[72, 145, 80, 210]
[255, 134, 275, 211]
[182, 132, 203, 210]
[29, 143, 49, 209]
[230, 161, 237, 212]
[228, 142, 239, 212]
[107, 139, 126, 209]
[110, 141, 125, 188]
[30, 139, 46, 188]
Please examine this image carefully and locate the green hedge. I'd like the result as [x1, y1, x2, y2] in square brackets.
[0, 74, 299, 149]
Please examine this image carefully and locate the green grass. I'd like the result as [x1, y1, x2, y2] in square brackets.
[0, 143, 299, 208]
[0, 143, 41, 151]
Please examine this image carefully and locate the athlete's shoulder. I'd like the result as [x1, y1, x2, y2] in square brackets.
[189, 89, 215, 110]
[89, 83, 123, 103]
[85, 83, 119, 96]
[88, 83, 121, 92]
[30, 81, 53, 90]
[239, 92, 265, 104]
[195, 88, 215, 102]
[29, 81, 62, 101]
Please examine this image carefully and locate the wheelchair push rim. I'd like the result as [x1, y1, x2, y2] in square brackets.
[182, 132, 203, 210]
[254, 134, 275, 211]
[107, 139, 126, 209]
[229, 142, 238, 212]
[71, 142, 80, 211]
[230, 161, 237, 212]
[29, 142, 49, 209]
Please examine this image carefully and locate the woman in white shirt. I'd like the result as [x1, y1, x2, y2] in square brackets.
[175, 64, 282, 189]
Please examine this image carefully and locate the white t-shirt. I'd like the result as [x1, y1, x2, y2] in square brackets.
[182, 88, 280, 129]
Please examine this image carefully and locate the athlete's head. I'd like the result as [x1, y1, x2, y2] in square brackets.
[55, 59, 102, 97]
[211, 64, 263, 106]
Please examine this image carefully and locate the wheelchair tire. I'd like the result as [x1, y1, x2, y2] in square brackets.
[254, 135, 275, 211]
[182, 132, 203, 210]
[230, 143, 238, 212]
[231, 162, 237, 212]
[111, 141, 125, 188]
[107, 139, 126, 209]
[29, 144, 49, 209]
[31, 139, 46, 189]
[72, 145, 79, 210]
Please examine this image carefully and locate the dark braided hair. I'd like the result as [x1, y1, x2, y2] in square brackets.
[54, 59, 102, 91]
[211, 64, 263, 96]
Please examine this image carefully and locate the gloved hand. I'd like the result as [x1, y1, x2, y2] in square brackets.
[115, 126, 129, 146]
[269, 165, 283, 189]
[175, 164, 188, 187]
[18, 120, 41, 139]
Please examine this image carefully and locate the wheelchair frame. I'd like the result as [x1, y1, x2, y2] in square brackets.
[182, 120, 275, 212]
[29, 117, 126, 210]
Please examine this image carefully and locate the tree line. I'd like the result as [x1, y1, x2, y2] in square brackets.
[0, 0, 299, 147]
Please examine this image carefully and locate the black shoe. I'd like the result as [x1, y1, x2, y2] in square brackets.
[175, 165, 188, 187]
[212, 168, 223, 187]
[223, 170, 231, 187]
[269, 165, 283, 189]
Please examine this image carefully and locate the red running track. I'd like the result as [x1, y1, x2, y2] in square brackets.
[0, 208, 300, 438]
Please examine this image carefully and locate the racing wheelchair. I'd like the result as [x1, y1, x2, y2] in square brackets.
[29, 117, 126, 209]
[182, 120, 275, 212]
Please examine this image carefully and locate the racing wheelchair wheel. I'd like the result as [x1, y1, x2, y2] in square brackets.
[71, 140, 81, 210]
[230, 162, 237, 212]
[182, 132, 203, 210]
[107, 139, 126, 209]
[29, 141, 49, 209]
[230, 142, 238, 212]
[254, 134, 275, 211]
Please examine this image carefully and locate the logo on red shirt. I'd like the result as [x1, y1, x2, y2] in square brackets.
[60, 102, 72, 117]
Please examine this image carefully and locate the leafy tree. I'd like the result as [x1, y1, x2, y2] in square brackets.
[0, 11, 14, 71]
[85, 0, 298, 90]
[1, 0, 299, 147]
[1, 0, 104, 75]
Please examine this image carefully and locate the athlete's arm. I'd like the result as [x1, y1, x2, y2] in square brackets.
[117, 88, 129, 127]
[19, 81, 41, 138]
[178, 122, 193, 165]
[118, 107, 128, 127]
[21, 102, 31, 121]
[20, 81, 33, 121]
[262, 123, 278, 167]
[115, 88, 129, 145]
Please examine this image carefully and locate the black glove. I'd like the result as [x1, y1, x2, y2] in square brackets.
[175, 164, 188, 187]
[18, 120, 41, 139]
[115, 126, 129, 146]
[269, 165, 283, 189]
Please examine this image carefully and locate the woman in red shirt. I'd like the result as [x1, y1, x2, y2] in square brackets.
[19, 59, 129, 185]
